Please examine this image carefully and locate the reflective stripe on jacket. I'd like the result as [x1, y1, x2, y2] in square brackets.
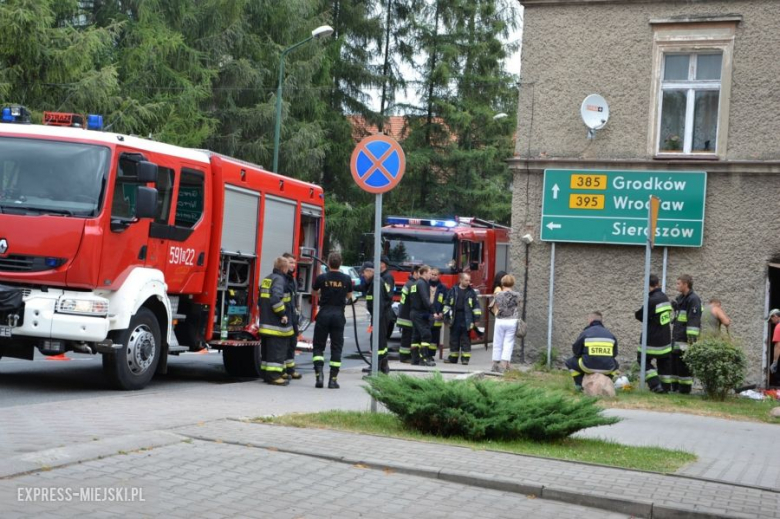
[259, 269, 294, 337]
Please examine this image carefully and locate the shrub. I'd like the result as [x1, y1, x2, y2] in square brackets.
[363, 373, 618, 442]
[683, 336, 747, 401]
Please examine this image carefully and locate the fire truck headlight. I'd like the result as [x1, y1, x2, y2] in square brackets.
[57, 297, 109, 317]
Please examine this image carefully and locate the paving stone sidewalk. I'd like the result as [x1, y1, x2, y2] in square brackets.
[0, 439, 630, 519]
[176, 420, 780, 519]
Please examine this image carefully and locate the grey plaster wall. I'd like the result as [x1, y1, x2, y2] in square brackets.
[511, 0, 780, 384]
[515, 0, 780, 160]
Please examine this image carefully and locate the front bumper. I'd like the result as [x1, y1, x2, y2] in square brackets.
[8, 289, 109, 342]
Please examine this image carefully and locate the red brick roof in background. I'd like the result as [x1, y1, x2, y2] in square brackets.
[348, 115, 410, 142]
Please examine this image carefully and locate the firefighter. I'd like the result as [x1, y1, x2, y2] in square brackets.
[397, 265, 420, 363]
[410, 265, 438, 366]
[429, 268, 448, 360]
[442, 272, 482, 365]
[671, 274, 701, 394]
[379, 256, 397, 339]
[259, 257, 294, 386]
[281, 252, 302, 381]
[356, 260, 393, 374]
[311, 252, 353, 389]
[565, 311, 619, 391]
[634, 274, 673, 393]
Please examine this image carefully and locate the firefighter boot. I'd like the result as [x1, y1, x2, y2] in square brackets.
[328, 374, 340, 389]
[267, 375, 289, 386]
[411, 346, 421, 366]
[443, 353, 459, 364]
[314, 367, 324, 389]
[379, 357, 390, 375]
[287, 367, 303, 380]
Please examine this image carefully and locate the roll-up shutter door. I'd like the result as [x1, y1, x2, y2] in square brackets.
[259, 195, 296, 279]
[221, 185, 260, 256]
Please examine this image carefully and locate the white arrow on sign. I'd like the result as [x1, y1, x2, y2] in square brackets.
[552, 184, 560, 199]
[546, 222, 562, 230]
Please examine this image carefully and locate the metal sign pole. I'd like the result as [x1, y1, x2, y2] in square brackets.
[639, 239, 652, 390]
[370, 193, 382, 413]
[662, 247, 668, 292]
[640, 195, 660, 390]
[546, 242, 556, 369]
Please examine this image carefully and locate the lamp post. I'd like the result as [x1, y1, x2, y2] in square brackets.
[519, 233, 533, 363]
[272, 25, 334, 173]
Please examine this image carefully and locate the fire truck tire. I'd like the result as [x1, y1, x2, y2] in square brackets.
[102, 307, 161, 390]
[223, 346, 262, 378]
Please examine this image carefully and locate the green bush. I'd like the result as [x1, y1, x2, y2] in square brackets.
[683, 336, 747, 401]
[364, 373, 619, 442]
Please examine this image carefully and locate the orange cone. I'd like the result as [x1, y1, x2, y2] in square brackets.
[45, 353, 70, 361]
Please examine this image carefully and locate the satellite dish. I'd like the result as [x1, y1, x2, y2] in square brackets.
[581, 94, 609, 138]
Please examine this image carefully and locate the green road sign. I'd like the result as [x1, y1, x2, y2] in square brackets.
[541, 169, 707, 247]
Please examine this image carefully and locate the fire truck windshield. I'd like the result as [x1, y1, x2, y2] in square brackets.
[383, 233, 457, 273]
[0, 137, 110, 217]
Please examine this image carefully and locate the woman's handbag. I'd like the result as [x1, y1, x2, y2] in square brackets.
[515, 318, 527, 338]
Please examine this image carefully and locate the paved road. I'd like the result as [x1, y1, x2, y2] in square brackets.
[0, 311, 377, 408]
[0, 437, 631, 519]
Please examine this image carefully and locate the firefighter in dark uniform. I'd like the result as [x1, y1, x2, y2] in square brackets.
[429, 268, 448, 360]
[379, 256, 396, 339]
[671, 274, 701, 394]
[565, 311, 619, 390]
[410, 265, 438, 366]
[634, 274, 673, 393]
[311, 252, 353, 389]
[397, 266, 420, 363]
[442, 272, 482, 365]
[259, 257, 294, 386]
[281, 253, 302, 381]
[356, 259, 393, 374]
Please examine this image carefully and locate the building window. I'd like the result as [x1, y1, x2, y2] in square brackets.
[648, 17, 739, 159]
[659, 52, 722, 154]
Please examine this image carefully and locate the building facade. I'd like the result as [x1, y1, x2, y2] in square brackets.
[510, 0, 780, 386]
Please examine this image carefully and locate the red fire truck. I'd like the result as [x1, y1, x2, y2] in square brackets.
[0, 106, 324, 390]
[380, 216, 511, 295]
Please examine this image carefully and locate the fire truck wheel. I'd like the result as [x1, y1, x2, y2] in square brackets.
[102, 307, 161, 390]
[223, 346, 262, 378]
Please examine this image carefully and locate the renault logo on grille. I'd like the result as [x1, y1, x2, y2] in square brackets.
[0, 238, 7, 255]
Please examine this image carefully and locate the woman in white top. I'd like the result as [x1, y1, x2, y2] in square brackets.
[492, 274, 521, 373]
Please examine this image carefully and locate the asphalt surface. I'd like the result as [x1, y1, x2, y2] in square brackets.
[0, 308, 379, 408]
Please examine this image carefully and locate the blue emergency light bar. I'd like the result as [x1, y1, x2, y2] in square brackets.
[386, 216, 458, 228]
[1, 105, 32, 124]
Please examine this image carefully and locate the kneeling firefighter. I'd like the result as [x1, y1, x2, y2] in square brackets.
[259, 256, 295, 386]
[565, 311, 619, 390]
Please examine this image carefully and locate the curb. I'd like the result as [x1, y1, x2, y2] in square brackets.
[179, 432, 754, 519]
[0, 431, 185, 480]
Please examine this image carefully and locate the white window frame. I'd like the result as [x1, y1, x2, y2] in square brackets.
[648, 19, 739, 159]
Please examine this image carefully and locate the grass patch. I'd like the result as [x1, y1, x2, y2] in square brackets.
[258, 410, 695, 474]
[504, 370, 780, 424]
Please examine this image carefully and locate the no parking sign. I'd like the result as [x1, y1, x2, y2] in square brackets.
[350, 134, 405, 396]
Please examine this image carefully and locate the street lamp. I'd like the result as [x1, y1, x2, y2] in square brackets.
[519, 233, 533, 363]
[272, 25, 334, 173]
[492, 112, 508, 120]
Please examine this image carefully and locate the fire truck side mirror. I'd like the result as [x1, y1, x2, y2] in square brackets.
[135, 186, 158, 219]
[137, 161, 158, 183]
